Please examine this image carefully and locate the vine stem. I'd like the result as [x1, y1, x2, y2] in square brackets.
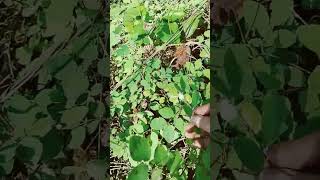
[293, 9, 308, 25]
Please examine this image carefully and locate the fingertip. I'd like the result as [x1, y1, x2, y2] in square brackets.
[193, 104, 210, 116]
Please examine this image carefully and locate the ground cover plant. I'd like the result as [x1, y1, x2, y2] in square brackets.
[110, 0, 210, 179]
[0, 0, 107, 179]
[212, 0, 320, 179]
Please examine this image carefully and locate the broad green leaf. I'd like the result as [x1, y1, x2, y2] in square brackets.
[150, 118, 167, 131]
[127, 163, 148, 180]
[224, 49, 242, 97]
[0, 143, 17, 163]
[288, 66, 305, 87]
[28, 117, 54, 137]
[174, 118, 187, 133]
[239, 101, 262, 134]
[5, 94, 31, 112]
[262, 94, 290, 144]
[68, 126, 86, 149]
[270, 0, 293, 27]
[151, 168, 162, 180]
[233, 137, 264, 172]
[16, 137, 43, 164]
[44, 0, 76, 40]
[56, 61, 89, 106]
[90, 83, 102, 96]
[34, 89, 53, 111]
[98, 59, 108, 77]
[162, 125, 179, 143]
[154, 145, 169, 166]
[60, 106, 88, 129]
[191, 91, 201, 108]
[297, 25, 320, 57]
[277, 29, 296, 48]
[0, 159, 14, 175]
[129, 136, 151, 161]
[167, 151, 183, 174]
[308, 66, 320, 93]
[115, 45, 130, 57]
[16, 47, 32, 65]
[41, 129, 64, 161]
[243, 0, 270, 37]
[158, 107, 175, 119]
[83, 0, 100, 10]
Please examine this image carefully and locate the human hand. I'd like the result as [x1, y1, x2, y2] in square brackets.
[184, 104, 210, 148]
[259, 131, 320, 180]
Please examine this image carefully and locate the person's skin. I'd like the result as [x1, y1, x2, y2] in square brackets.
[185, 103, 320, 179]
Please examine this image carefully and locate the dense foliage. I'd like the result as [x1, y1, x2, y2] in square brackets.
[0, 0, 107, 179]
[110, 0, 210, 179]
[212, 0, 320, 179]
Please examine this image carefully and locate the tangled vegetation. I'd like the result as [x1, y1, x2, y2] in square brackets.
[110, 0, 210, 179]
[0, 0, 107, 179]
[212, 0, 320, 179]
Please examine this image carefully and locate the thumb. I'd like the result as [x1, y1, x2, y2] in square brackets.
[190, 115, 210, 133]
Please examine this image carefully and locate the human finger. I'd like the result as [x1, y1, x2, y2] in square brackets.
[259, 168, 320, 180]
[193, 104, 210, 116]
[266, 131, 320, 171]
[190, 115, 210, 133]
[193, 137, 210, 149]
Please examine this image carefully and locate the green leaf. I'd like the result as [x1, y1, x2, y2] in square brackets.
[167, 151, 183, 174]
[44, 0, 76, 40]
[151, 168, 163, 180]
[288, 66, 305, 87]
[262, 94, 290, 144]
[115, 45, 130, 57]
[129, 136, 151, 161]
[233, 137, 264, 172]
[308, 66, 320, 93]
[0, 159, 14, 175]
[191, 91, 201, 108]
[56, 62, 89, 106]
[41, 129, 64, 161]
[158, 107, 175, 119]
[127, 163, 149, 180]
[98, 59, 108, 77]
[162, 125, 179, 143]
[83, 0, 100, 10]
[28, 117, 54, 137]
[270, 0, 293, 27]
[86, 160, 106, 180]
[224, 49, 242, 97]
[34, 89, 53, 111]
[16, 137, 43, 164]
[68, 126, 86, 149]
[297, 25, 320, 57]
[0, 142, 17, 163]
[277, 29, 296, 48]
[174, 118, 186, 133]
[150, 118, 167, 131]
[16, 47, 32, 65]
[5, 94, 31, 112]
[243, 0, 270, 37]
[90, 83, 102, 96]
[183, 15, 200, 38]
[239, 101, 262, 134]
[61, 106, 88, 129]
[154, 145, 169, 166]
